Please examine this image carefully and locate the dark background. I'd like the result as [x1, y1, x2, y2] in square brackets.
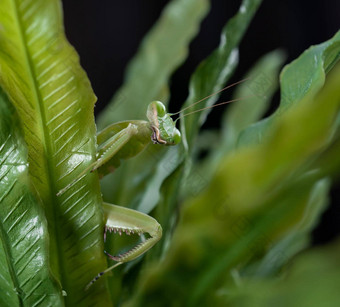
[61, 0, 340, 245]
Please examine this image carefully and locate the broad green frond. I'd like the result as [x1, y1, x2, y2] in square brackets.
[0, 0, 110, 304]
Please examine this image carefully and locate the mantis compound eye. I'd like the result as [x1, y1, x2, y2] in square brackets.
[171, 129, 181, 145]
[147, 101, 166, 121]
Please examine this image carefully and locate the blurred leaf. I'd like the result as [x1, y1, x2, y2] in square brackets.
[222, 49, 286, 152]
[0, 88, 63, 306]
[184, 49, 286, 197]
[238, 30, 340, 146]
[99, 0, 210, 206]
[181, 0, 264, 150]
[241, 178, 330, 278]
[228, 239, 340, 307]
[0, 0, 110, 304]
[124, 58, 340, 307]
[97, 0, 210, 129]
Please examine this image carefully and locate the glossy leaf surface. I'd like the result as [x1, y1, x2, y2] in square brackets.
[0, 0, 110, 305]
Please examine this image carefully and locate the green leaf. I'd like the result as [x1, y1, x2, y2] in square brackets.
[222, 49, 286, 152]
[181, 0, 263, 149]
[0, 87, 63, 306]
[238, 30, 340, 146]
[97, 0, 210, 130]
[0, 0, 110, 304]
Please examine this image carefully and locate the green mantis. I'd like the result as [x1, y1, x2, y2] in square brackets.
[86, 101, 180, 289]
[57, 79, 249, 290]
[58, 100, 181, 290]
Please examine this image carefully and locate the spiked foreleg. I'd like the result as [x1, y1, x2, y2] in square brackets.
[85, 202, 162, 289]
[57, 124, 138, 196]
[92, 123, 138, 172]
[103, 202, 162, 262]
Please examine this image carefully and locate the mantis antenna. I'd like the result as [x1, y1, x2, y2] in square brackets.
[175, 95, 255, 121]
[170, 77, 251, 116]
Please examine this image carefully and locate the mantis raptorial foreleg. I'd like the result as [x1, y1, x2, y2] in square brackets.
[57, 121, 151, 195]
[95, 120, 154, 177]
[85, 203, 162, 290]
[93, 123, 139, 173]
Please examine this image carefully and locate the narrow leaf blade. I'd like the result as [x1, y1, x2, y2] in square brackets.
[97, 0, 210, 129]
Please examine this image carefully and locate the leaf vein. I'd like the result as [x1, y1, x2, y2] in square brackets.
[27, 31, 45, 47]
[47, 86, 76, 110]
[39, 69, 70, 90]
[59, 184, 87, 207]
[31, 293, 48, 307]
[0, 179, 18, 203]
[54, 122, 77, 145]
[25, 279, 43, 297]
[21, 1, 40, 21]
[36, 58, 62, 80]
[64, 191, 91, 216]
[78, 219, 99, 240]
[17, 247, 41, 276]
[49, 108, 81, 135]
[2, 195, 25, 223]
[53, 129, 79, 157]
[46, 99, 79, 126]
[43, 76, 75, 101]
[7, 208, 29, 233]
[13, 223, 35, 247]
[57, 158, 83, 182]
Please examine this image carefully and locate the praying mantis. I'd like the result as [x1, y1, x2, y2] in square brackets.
[57, 79, 249, 290]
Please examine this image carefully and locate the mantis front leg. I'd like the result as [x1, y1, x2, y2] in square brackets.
[57, 121, 151, 196]
[85, 203, 162, 290]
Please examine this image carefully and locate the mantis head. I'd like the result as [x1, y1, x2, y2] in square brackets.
[145, 79, 252, 146]
[147, 101, 181, 145]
